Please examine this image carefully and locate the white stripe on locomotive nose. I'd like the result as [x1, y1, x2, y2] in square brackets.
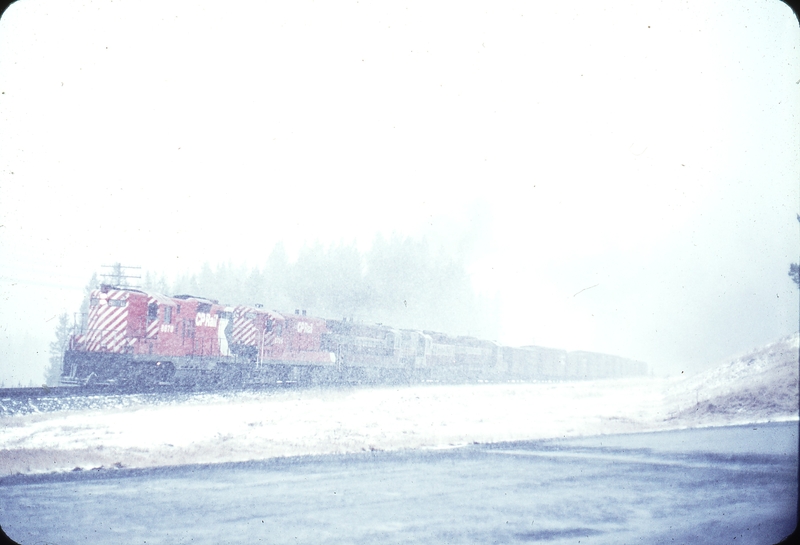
[91, 315, 128, 348]
[92, 304, 127, 330]
[108, 327, 128, 352]
[101, 307, 128, 332]
[92, 317, 127, 351]
[230, 310, 259, 345]
[90, 326, 123, 351]
[86, 308, 111, 331]
[106, 336, 122, 352]
[85, 306, 128, 350]
[233, 323, 257, 343]
[85, 308, 106, 330]
[90, 302, 127, 336]
[102, 329, 122, 352]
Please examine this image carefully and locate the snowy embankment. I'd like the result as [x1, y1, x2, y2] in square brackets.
[1, 333, 797, 476]
[662, 331, 799, 427]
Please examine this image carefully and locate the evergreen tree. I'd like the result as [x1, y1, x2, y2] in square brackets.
[155, 273, 170, 294]
[46, 313, 71, 386]
[243, 266, 265, 307]
[325, 240, 367, 318]
[291, 241, 327, 313]
[173, 272, 200, 297]
[141, 271, 155, 290]
[77, 273, 99, 332]
[197, 262, 216, 300]
[263, 243, 292, 311]
[126, 234, 499, 338]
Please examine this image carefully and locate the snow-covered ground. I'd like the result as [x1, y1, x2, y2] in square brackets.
[1, 333, 797, 475]
[662, 331, 799, 426]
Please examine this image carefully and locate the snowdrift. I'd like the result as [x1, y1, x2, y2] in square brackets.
[1, 333, 797, 475]
[663, 331, 799, 428]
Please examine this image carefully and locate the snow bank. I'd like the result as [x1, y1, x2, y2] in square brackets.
[662, 331, 799, 428]
[0, 379, 669, 475]
[1, 333, 796, 475]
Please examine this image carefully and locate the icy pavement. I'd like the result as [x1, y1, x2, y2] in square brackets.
[1, 423, 796, 545]
[0, 332, 797, 476]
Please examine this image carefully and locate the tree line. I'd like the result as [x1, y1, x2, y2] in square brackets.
[147, 234, 500, 339]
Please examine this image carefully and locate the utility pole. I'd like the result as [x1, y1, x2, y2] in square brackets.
[100, 263, 142, 288]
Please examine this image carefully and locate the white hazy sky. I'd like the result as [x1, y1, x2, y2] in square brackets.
[0, 0, 798, 385]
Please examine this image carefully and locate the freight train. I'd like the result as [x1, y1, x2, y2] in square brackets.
[62, 285, 648, 389]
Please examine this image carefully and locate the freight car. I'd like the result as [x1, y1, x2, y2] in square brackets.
[62, 285, 647, 389]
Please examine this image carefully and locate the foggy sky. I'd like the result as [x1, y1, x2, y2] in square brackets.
[0, 0, 798, 385]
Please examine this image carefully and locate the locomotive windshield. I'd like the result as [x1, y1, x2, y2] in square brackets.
[147, 302, 158, 322]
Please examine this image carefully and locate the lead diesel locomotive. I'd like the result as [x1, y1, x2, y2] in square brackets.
[62, 285, 648, 388]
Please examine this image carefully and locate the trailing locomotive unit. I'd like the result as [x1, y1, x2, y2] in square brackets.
[63, 285, 647, 388]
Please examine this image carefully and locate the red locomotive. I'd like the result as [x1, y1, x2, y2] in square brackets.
[63, 285, 337, 387]
[62, 285, 648, 388]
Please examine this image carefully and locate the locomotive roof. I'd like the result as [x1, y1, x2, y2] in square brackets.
[95, 286, 179, 306]
[144, 291, 180, 306]
[95, 286, 289, 320]
[235, 305, 285, 321]
[173, 294, 220, 304]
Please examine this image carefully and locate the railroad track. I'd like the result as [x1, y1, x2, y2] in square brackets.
[0, 383, 300, 417]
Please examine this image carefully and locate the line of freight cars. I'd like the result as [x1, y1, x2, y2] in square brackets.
[62, 285, 648, 389]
